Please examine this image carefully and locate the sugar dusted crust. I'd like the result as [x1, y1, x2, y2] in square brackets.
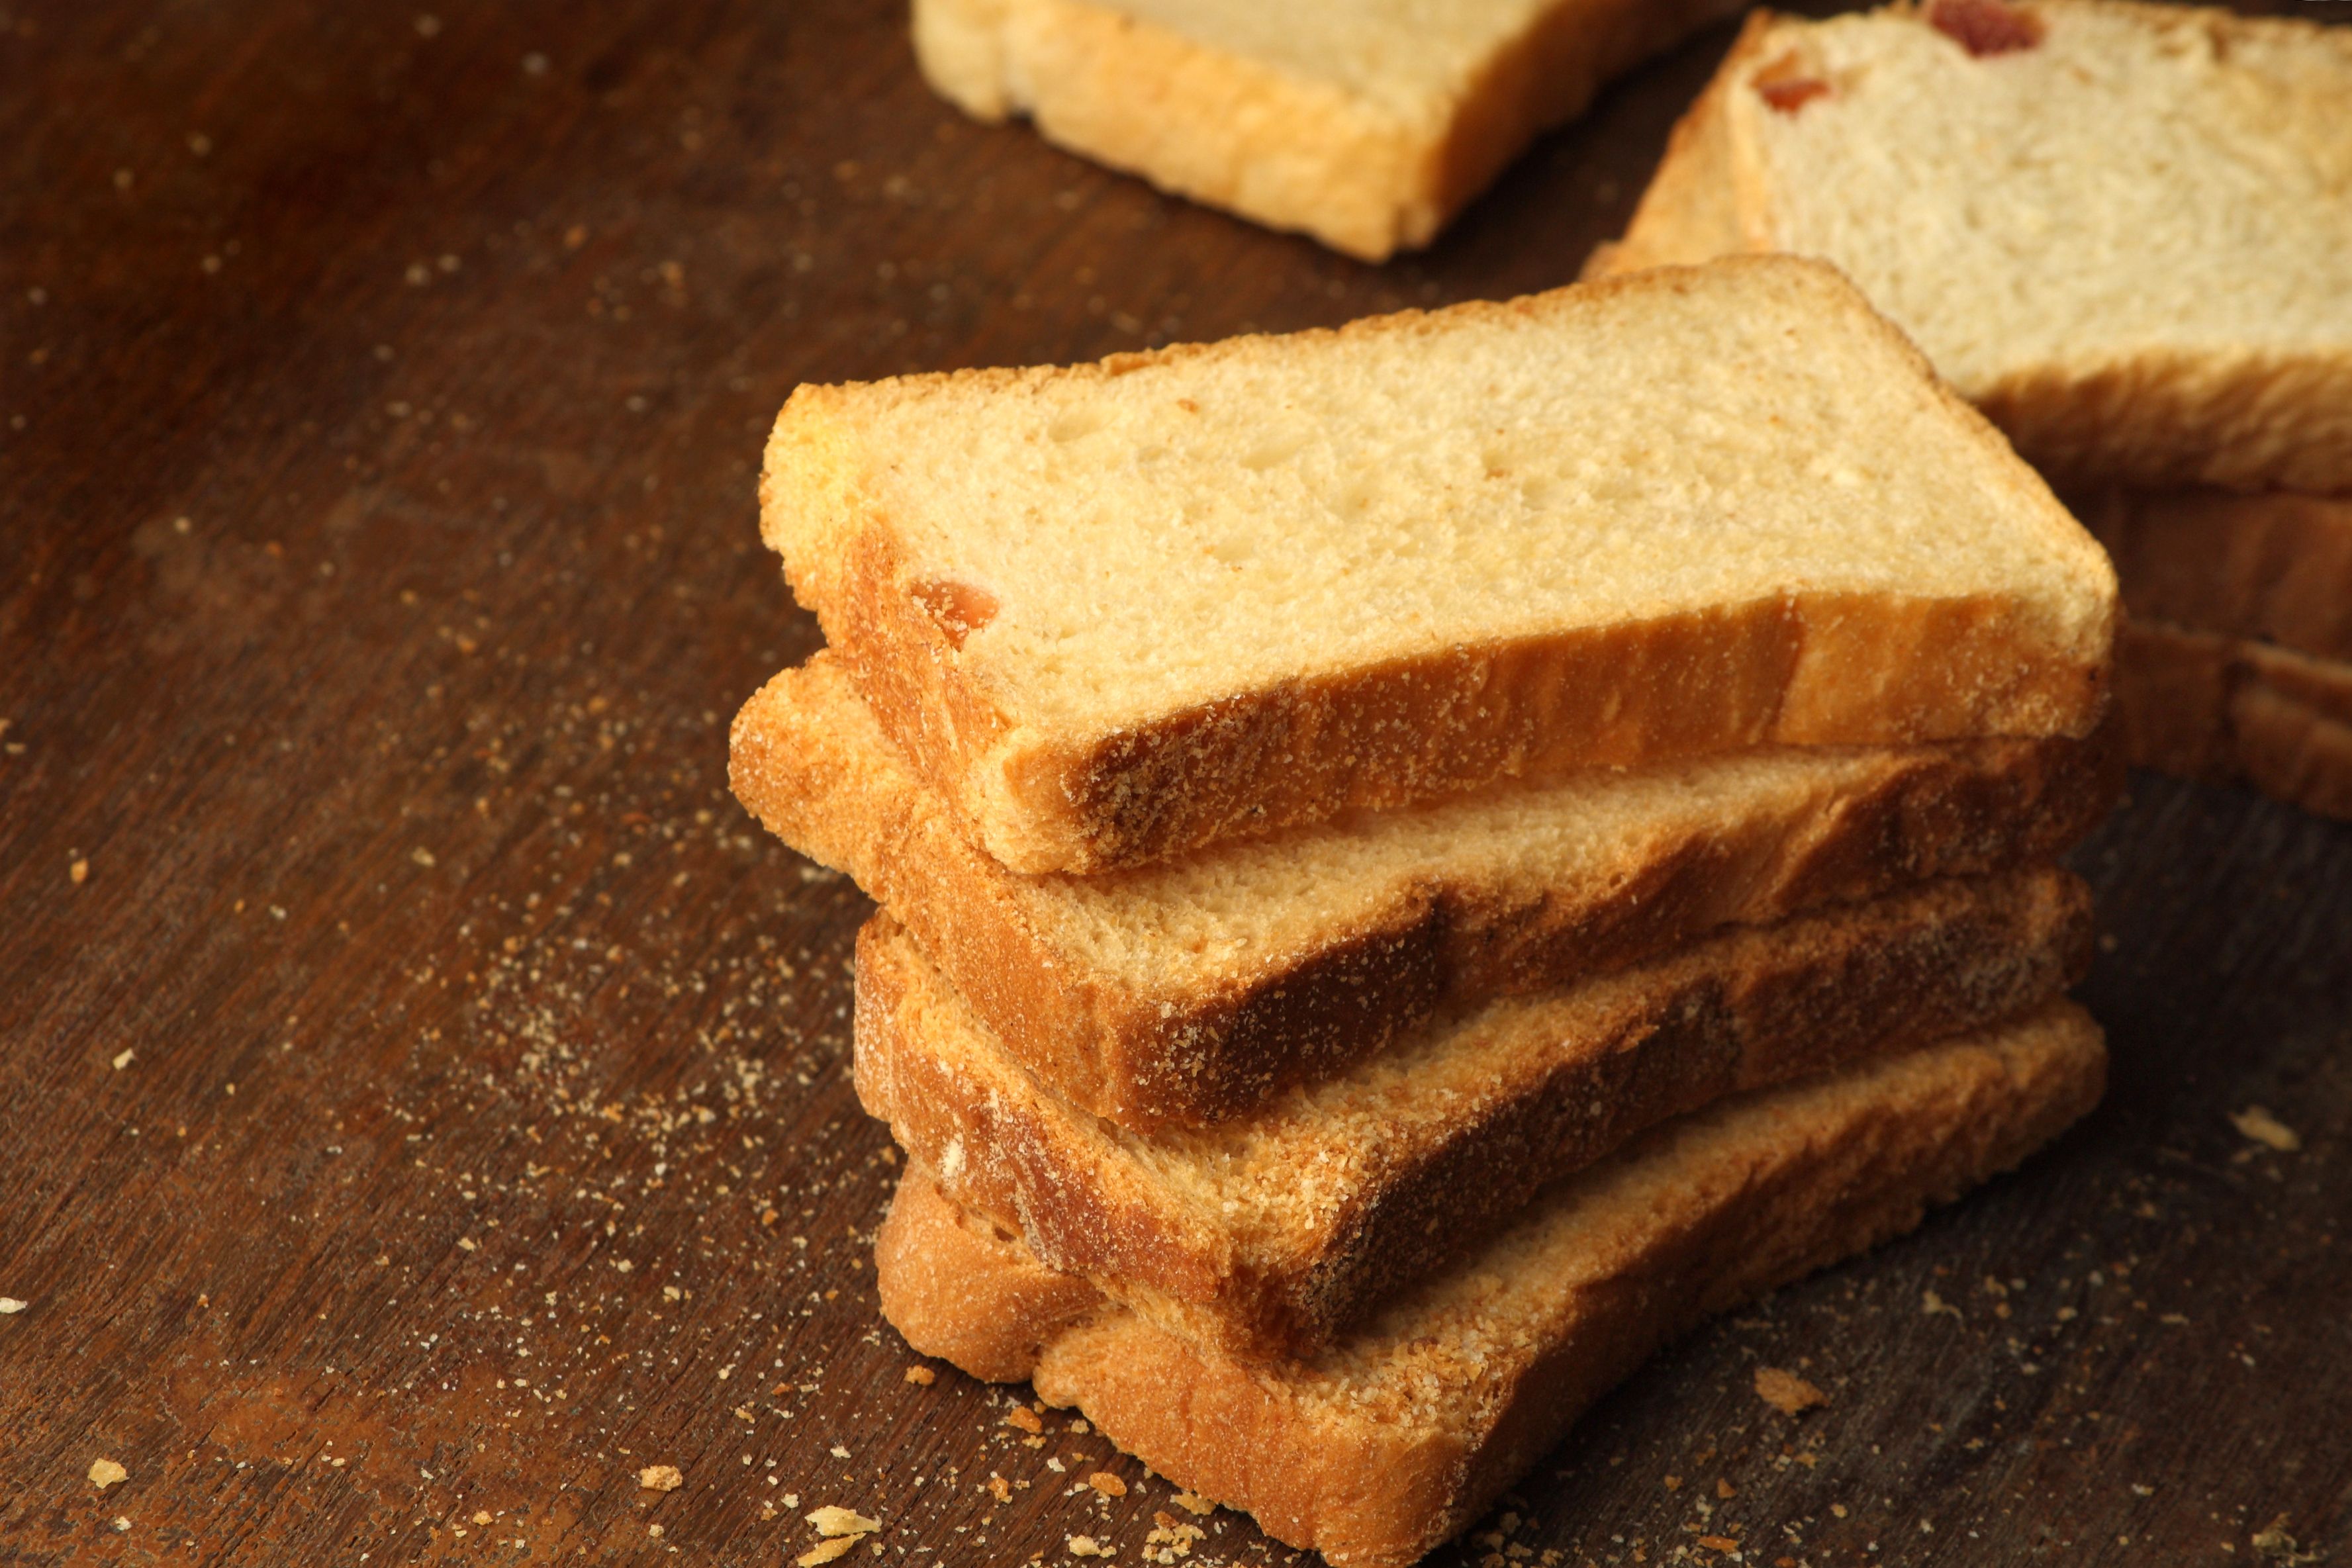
[731, 653, 2119, 1128]
[855, 868, 2094, 1360]
[912, 0, 1749, 261]
[876, 1005, 2107, 1567]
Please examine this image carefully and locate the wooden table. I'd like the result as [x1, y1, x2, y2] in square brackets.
[5, 3, 2347, 1563]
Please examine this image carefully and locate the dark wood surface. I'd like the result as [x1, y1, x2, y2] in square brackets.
[5, 3, 2347, 1564]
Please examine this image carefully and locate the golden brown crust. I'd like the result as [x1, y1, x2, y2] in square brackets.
[912, 0, 1748, 261]
[2079, 487, 2352, 665]
[855, 867, 2093, 1361]
[731, 654, 2120, 1129]
[764, 258, 2115, 876]
[2114, 620, 2352, 821]
[874, 1004, 2107, 1567]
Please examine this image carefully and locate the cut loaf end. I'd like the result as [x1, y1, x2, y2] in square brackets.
[764, 255, 2116, 873]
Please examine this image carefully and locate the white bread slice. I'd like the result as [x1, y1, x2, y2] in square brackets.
[912, 0, 1748, 261]
[877, 1002, 2108, 1568]
[2080, 488, 2352, 667]
[2115, 620, 2352, 821]
[855, 866, 2091, 1360]
[764, 257, 2118, 874]
[733, 653, 2118, 1129]
[1597, 1, 2352, 492]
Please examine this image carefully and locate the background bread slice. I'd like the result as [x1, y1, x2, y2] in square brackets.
[1598, 2, 2352, 492]
[2116, 620, 2352, 821]
[2080, 488, 2352, 666]
[734, 653, 2118, 1128]
[877, 1002, 2108, 1568]
[913, 0, 1747, 261]
[857, 867, 2093, 1360]
[764, 256, 2117, 874]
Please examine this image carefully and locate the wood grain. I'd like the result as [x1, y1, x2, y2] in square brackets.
[1, 2, 2345, 1564]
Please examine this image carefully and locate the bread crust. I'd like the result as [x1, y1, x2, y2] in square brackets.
[855, 867, 2093, 1360]
[2115, 620, 2352, 821]
[912, 0, 1748, 261]
[763, 257, 2117, 875]
[875, 1004, 2107, 1568]
[732, 653, 2119, 1129]
[1600, 3, 2352, 493]
[2081, 488, 2352, 666]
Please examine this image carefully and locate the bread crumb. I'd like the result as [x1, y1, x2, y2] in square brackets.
[70, 858, 89, 884]
[796, 1540, 858, 1567]
[638, 1465, 683, 1492]
[473, 1511, 493, 1525]
[2230, 1107, 2300, 1152]
[1716, 1479, 1737, 1499]
[1754, 1367, 1828, 1416]
[1170, 1492, 1213, 1516]
[111, 1517, 129, 1533]
[904, 1365, 936, 1386]
[0, 1298, 24, 1314]
[89, 1458, 128, 1490]
[1087, 1473, 1127, 1498]
[1662, 1475, 1681, 1492]
[1697, 1536, 1739, 1554]
[111, 1049, 134, 1072]
[1005, 1407, 1044, 1434]
[647, 1524, 664, 1540]
[807, 1506, 880, 1537]
[989, 1475, 1012, 1502]
[1067, 1536, 1115, 1558]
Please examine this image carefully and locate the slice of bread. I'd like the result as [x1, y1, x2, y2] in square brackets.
[2081, 488, 2352, 667]
[877, 1002, 2108, 1568]
[765, 257, 2117, 874]
[733, 653, 2118, 1129]
[856, 866, 2092, 1360]
[912, 0, 1748, 261]
[2116, 620, 2352, 821]
[1597, 2, 2352, 492]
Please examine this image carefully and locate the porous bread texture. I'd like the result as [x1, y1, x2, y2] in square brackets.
[876, 1002, 2108, 1568]
[2080, 488, 2352, 665]
[855, 866, 2092, 1360]
[735, 652, 2120, 1128]
[2115, 620, 2352, 821]
[913, 0, 1747, 260]
[765, 256, 2118, 874]
[1599, 2, 2352, 492]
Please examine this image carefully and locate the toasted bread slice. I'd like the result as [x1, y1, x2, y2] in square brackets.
[877, 1002, 2107, 1568]
[1598, 2, 2352, 492]
[764, 257, 2116, 873]
[856, 867, 2092, 1360]
[913, 0, 1748, 260]
[733, 653, 2118, 1128]
[2116, 620, 2352, 821]
[2080, 488, 2352, 667]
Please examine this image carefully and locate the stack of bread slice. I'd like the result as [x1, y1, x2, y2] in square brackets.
[732, 256, 2122, 1567]
[1594, 0, 2352, 819]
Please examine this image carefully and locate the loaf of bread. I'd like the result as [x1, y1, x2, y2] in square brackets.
[2114, 620, 2352, 821]
[877, 1003, 2108, 1568]
[857, 868, 2092, 1360]
[764, 256, 2116, 874]
[914, 0, 1748, 260]
[1595, 1, 2352, 492]
[734, 653, 2118, 1127]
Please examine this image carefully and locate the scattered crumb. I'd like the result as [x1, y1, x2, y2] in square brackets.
[647, 1523, 664, 1539]
[1147, 1512, 1207, 1561]
[1697, 1538, 1739, 1555]
[807, 1506, 880, 1537]
[1662, 1476, 1681, 1493]
[71, 858, 89, 884]
[89, 1459, 128, 1490]
[1754, 1366, 1828, 1416]
[796, 1541, 859, 1567]
[1922, 1289, 1961, 1318]
[638, 1465, 683, 1493]
[1006, 1407, 1045, 1434]
[0, 1298, 25, 1314]
[2231, 1107, 2301, 1152]
[1068, 1536, 1115, 1558]
[111, 1517, 130, 1533]
[1716, 1479, 1737, 1500]
[473, 1511, 493, 1525]
[904, 1365, 936, 1386]
[1088, 1472, 1127, 1498]
[111, 1049, 134, 1072]
[2252, 1515, 2320, 1564]
[989, 1475, 1012, 1502]
[1170, 1492, 1213, 1516]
